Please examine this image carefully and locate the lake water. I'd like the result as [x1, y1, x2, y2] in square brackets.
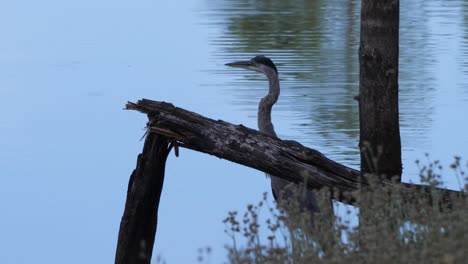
[200, 0, 468, 178]
[0, 0, 467, 263]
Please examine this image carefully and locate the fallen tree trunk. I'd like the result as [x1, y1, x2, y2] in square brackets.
[128, 100, 362, 190]
[125, 99, 461, 207]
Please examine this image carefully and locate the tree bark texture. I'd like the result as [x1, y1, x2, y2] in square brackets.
[125, 99, 459, 208]
[359, 0, 402, 180]
[128, 100, 362, 191]
[115, 132, 171, 264]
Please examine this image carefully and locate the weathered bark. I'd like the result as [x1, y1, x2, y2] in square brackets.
[115, 95, 461, 262]
[358, 0, 402, 248]
[127, 99, 362, 192]
[125, 99, 459, 208]
[115, 132, 171, 264]
[359, 0, 402, 181]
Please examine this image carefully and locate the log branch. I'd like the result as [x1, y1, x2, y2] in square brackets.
[125, 99, 462, 207]
[127, 100, 362, 191]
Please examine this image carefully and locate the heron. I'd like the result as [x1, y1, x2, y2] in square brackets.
[225, 55, 320, 218]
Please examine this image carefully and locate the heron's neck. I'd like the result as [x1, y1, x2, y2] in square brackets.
[258, 71, 280, 137]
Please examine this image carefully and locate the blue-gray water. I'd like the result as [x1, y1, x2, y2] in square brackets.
[0, 0, 467, 263]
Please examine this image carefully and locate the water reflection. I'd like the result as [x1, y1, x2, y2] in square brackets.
[200, 0, 468, 179]
[201, 0, 361, 167]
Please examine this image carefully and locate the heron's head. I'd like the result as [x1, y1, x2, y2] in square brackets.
[225, 55, 278, 76]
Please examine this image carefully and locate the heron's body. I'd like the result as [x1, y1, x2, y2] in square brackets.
[226, 55, 320, 215]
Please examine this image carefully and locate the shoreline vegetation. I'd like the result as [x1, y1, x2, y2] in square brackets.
[217, 157, 467, 264]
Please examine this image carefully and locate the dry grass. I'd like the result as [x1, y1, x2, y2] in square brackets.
[222, 157, 468, 264]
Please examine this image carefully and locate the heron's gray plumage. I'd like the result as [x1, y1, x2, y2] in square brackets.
[226, 55, 320, 216]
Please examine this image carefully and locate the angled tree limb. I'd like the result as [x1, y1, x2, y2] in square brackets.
[125, 99, 462, 208]
[115, 98, 462, 263]
[127, 100, 362, 191]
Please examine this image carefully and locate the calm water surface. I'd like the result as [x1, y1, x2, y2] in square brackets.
[199, 0, 468, 186]
[0, 1, 467, 263]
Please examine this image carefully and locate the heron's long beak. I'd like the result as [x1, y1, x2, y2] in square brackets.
[225, 60, 259, 72]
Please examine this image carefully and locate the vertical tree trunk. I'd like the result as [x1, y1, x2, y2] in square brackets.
[359, 0, 402, 181]
[358, 0, 402, 252]
[115, 132, 170, 264]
